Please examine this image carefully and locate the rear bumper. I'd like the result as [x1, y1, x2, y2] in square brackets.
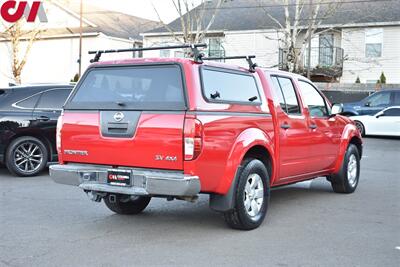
[50, 164, 200, 197]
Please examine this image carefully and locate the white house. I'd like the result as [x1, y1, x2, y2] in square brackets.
[142, 0, 400, 84]
[0, 0, 158, 87]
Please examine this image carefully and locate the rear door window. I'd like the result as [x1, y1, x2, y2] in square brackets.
[66, 65, 186, 110]
[201, 67, 261, 104]
[270, 76, 301, 115]
[384, 108, 400, 116]
[270, 77, 286, 111]
[14, 94, 41, 109]
[36, 89, 72, 110]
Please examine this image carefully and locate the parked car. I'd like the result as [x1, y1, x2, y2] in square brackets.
[341, 89, 400, 116]
[350, 106, 400, 137]
[0, 84, 73, 176]
[50, 46, 362, 230]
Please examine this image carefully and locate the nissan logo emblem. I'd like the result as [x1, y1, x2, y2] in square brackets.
[113, 112, 124, 122]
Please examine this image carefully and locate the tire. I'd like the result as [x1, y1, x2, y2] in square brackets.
[328, 144, 360, 194]
[354, 121, 365, 136]
[223, 158, 270, 230]
[104, 194, 151, 215]
[5, 136, 48, 177]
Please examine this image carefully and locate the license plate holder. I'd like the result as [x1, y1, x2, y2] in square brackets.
[107, 170, 132, 187]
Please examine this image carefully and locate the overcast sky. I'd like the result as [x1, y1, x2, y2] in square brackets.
[85, 0, 202, 23]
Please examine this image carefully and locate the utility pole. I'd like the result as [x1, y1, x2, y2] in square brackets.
[307, 0, 313, 79]
[78, 0, 83, 77]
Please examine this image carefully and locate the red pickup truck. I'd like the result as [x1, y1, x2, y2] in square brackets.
[50, 45, 362, 230]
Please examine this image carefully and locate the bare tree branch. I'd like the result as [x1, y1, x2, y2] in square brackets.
[153, 0, 224, 46]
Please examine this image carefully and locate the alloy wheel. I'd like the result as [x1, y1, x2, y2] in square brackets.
[243, 173, 264, 218]
[13, 142, 44, 174]
[347, 154, 358, 187]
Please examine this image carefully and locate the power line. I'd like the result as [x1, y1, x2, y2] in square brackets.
[201, 0, 394, 10]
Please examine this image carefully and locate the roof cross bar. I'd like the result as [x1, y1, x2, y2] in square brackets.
[203, 55, 258, 72]
[88, 43, 207, 63]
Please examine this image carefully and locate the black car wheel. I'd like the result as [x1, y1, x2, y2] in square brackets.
[5, 136, 48, 177]
[354, 121, 365, 137]
[328, 144, 360, 194]
[223, 158, 270, 230]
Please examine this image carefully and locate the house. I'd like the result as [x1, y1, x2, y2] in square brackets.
[0, 0, 159, 86]
[142, 0, 400, 84]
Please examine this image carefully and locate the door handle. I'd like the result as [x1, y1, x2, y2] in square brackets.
[309, 124, 317, 129]
[281, 123, 291, 130]
[37, 116, 50, 121]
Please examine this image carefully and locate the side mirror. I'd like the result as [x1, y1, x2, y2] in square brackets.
[364, 102, 371, 107]
[375, 112, 384, 118]
[331, 103, 343, 115]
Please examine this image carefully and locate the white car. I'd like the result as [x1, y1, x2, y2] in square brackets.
[350, 106, 400, 137]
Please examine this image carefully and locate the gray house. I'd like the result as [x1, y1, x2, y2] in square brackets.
[142, 0, 400, 83]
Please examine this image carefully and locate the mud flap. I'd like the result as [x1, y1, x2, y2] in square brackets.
[209, 166, 242, 212]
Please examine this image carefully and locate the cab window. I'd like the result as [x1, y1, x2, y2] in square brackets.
[367, 91, 391, 107]
[298, 81, 329, 117]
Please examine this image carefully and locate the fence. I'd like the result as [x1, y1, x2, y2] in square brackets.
[318, 83, 400, 103]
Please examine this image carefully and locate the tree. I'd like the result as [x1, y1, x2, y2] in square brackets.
[260, 0, 343, 73]
[355, 76, 360, 83]
[1, 20, 42, 84]
[153, 0, 224, 44]
[379, 72, 386, 84]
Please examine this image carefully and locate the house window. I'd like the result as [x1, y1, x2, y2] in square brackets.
[319, 34, 334, 66]
[208, 38, 225, 58]
[174, 51, 184, 58]
[365, 28, 383, 58]
[160, 50, 171, 58]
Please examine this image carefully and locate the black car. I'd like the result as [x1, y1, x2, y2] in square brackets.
[0, 84, 73, 176]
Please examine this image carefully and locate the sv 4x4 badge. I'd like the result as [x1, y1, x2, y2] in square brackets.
[155, 155, 177, 162]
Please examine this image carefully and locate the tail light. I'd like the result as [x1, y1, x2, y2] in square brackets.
[56, 113, 63, 154]
[184, 116, 203, 161]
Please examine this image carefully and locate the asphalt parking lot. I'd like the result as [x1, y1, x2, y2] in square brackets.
[0, 137, 399, 267]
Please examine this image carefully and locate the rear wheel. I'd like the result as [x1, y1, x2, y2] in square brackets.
[104, 194, 151, 215]
[328, 144, 360, 193]
[354, 121, 365, 136]
[5, 136, 48, 177]
[223, 159, 270, 230]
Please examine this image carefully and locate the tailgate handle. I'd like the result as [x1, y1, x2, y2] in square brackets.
[108, 123, 128, 132]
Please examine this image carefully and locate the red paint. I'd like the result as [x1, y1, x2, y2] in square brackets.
[58, 58, 362, 195]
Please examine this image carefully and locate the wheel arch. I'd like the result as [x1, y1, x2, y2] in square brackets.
[209, 128, 275, 212]
[4, 131, 53, 162]
[333, 124, 363, 174]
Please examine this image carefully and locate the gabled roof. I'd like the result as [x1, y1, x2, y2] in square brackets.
[59, 1, 160, 40]
[146, 0, 400, 35]
[0, 1, 159, 41]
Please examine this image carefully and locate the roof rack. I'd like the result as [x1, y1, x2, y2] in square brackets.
[202, 55, 258, 72]
[88, 43, 207, 63]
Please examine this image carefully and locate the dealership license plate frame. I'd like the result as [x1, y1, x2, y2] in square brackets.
[107, 169, 132, 187]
